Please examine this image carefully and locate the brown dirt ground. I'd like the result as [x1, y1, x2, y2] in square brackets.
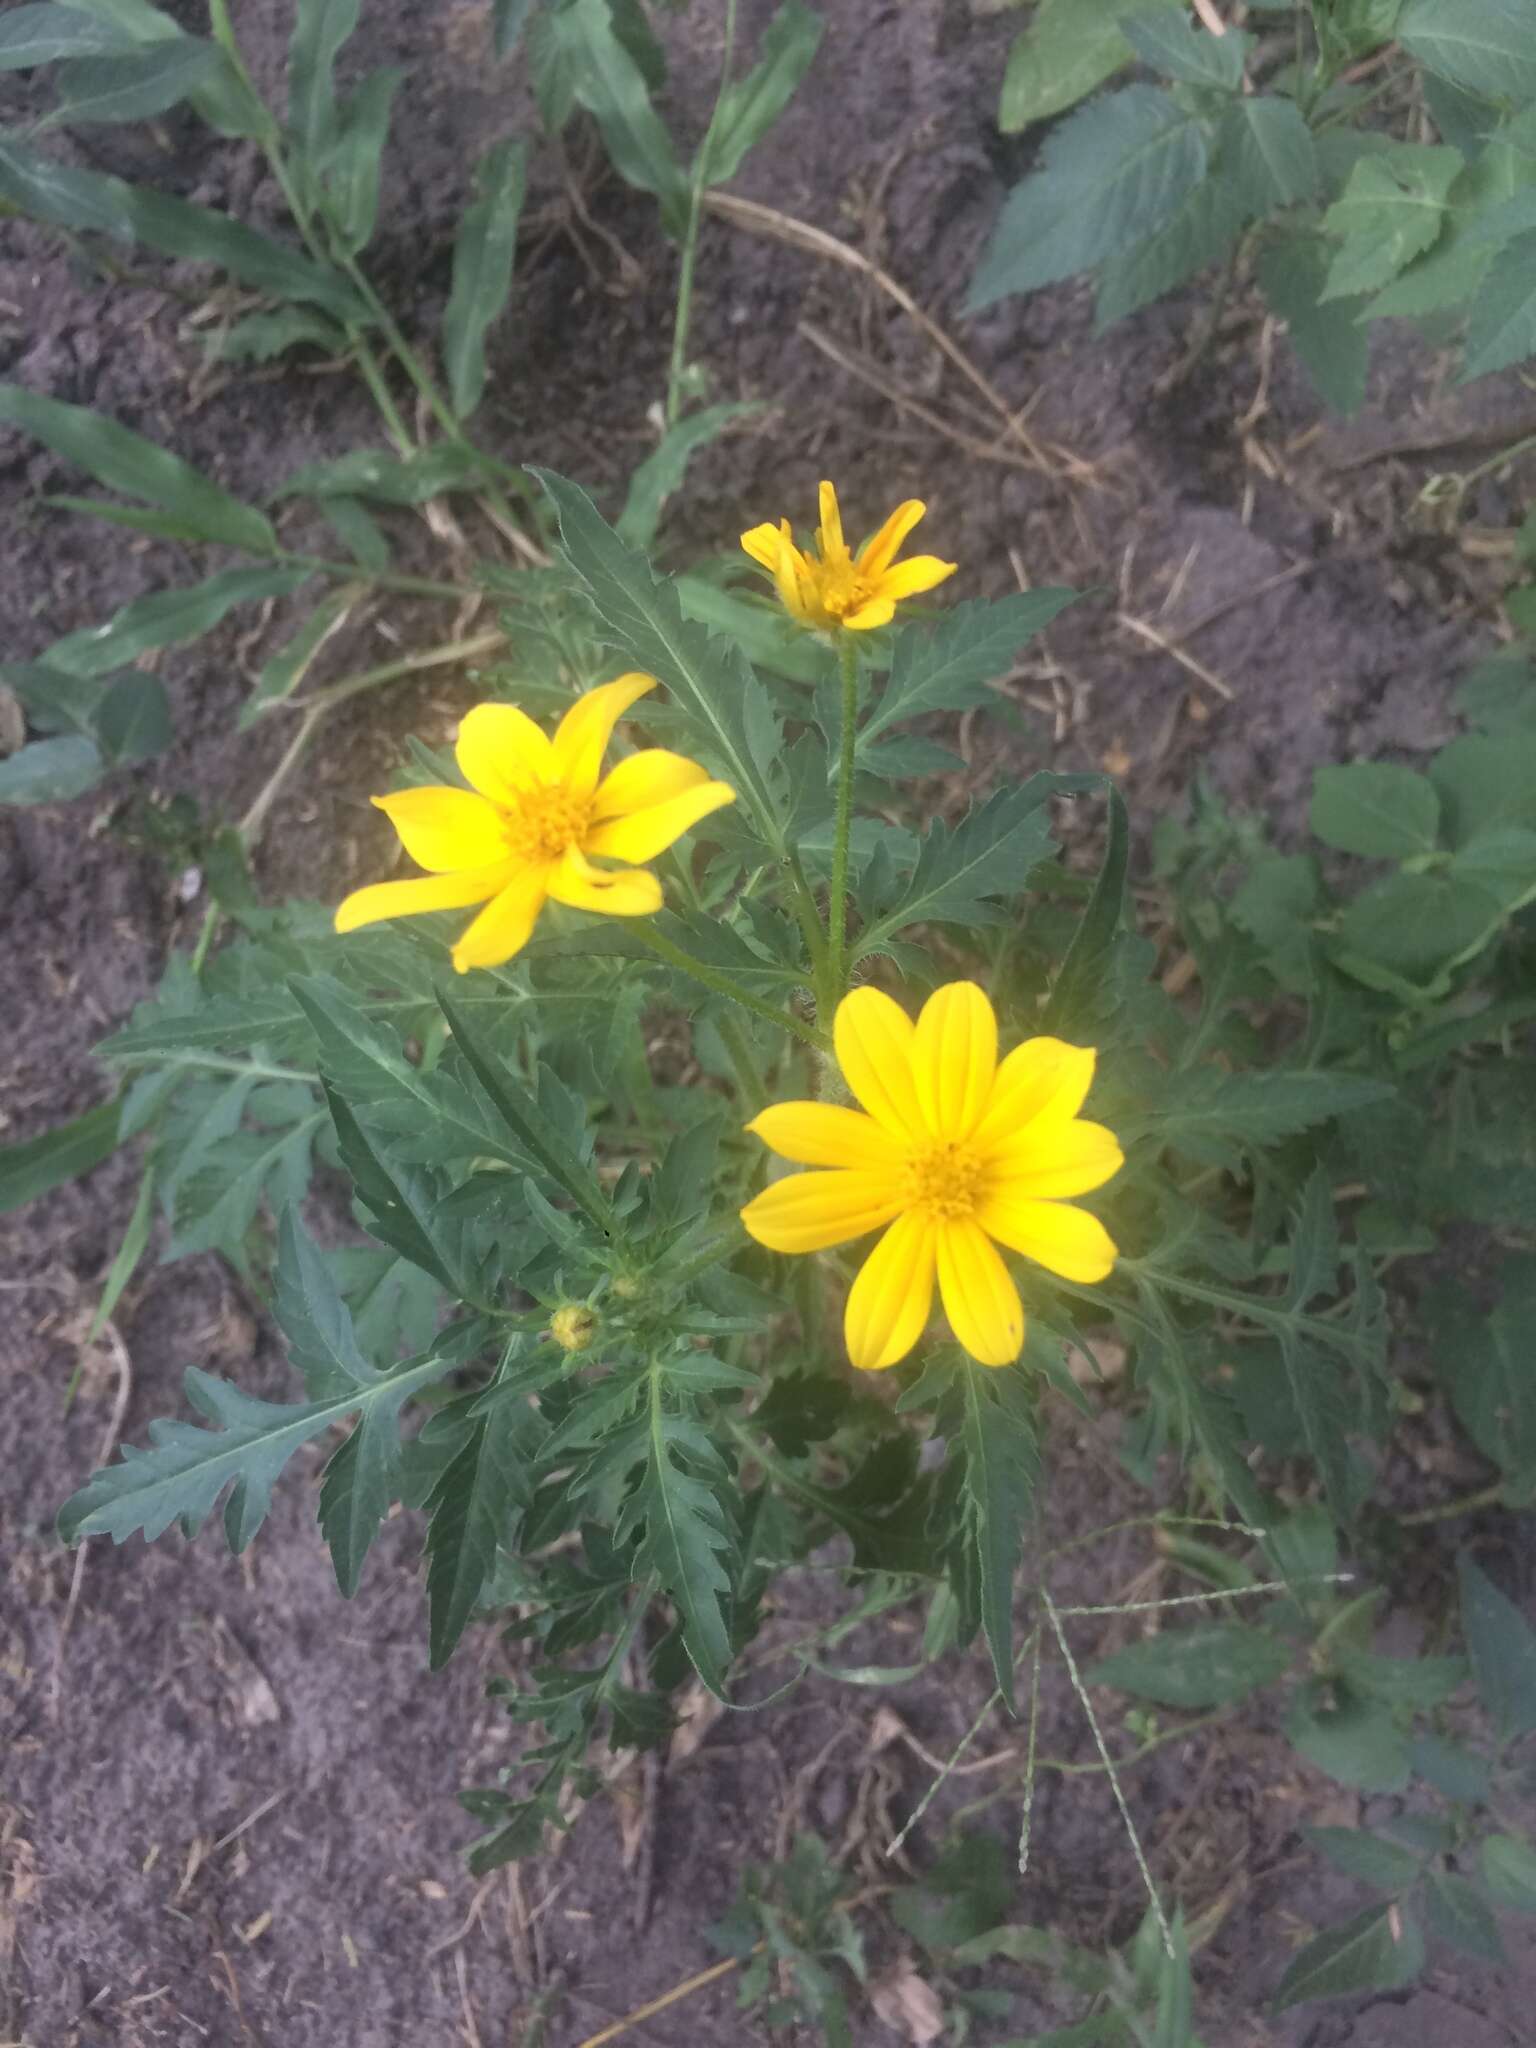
[4, 3, 1536, 2044]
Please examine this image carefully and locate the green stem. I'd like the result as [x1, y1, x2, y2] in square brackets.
[1398, 1479, 1507, 1527]
[828, 631, 861, 995]
[280, 555, 473, 603]
[287, 628, 508, 715]
[629, 922, 827, 1051]
[715, 1009, 766, 1112]
[666, 0, 738, 425]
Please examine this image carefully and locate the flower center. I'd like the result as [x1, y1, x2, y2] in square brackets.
[904, 1139, 984, 1220]
[503, 784, 591, 863]
[815, 561, 871, 620]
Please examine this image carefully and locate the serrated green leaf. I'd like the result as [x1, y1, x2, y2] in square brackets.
[0, 1096, 121, 1213]
[1120, 12, 1249, 88]
[1398, 0, 1536, 102]
[1424, 1871, 1506, 1963]
[1095, 169, 1248, 327]
[1310, 761, 1441, 857]
[1432, 1256, 1536, 1491]
[47, 37, 221, 127]
[998, 0, 1181, 134]
[1043, 784, 1127, 1033]
[1271, 1902, 1424, 2010]
[1258, 234, 1369, 414]
[1461, 230, 1536, 378]
[1409, 1731, 1491, 1803]
[321, 1080, 489, 1302]
[859, 590, 1077, 750]
[630, 1369, 736, 1694]
[969, 85, 1208, 308]
[94, 671, 170, 764]
[1147, 1070, 1395, 1153]
[1303, 1826, 1424, 1892]
[274, 1207, 374, 1398]
[42, 565, 310, 682]
[958, 1367, 1036, 1707]
[0, 5, 138, 66]
[700, 0, 823, 187]
[442, 138, 526, 420]
[0, 733, 103, 804]
[1482, 1833, 1536, 1912]
[0, 384, 277, 554]
[617, 402, 758, 551]
[1321, 146, 1462, 301]
[1089, 1623, 1289, 1707]
[1286, 1685, 1412, 1791]
[532, 468, 784, 846]
[858, 785, 1056, 948]
[425, 1396, 536, 1664]
[561, 0, 689, 233]
[318, 66, 400, 253]
[1222, 96, 1318, 210]
[1458, 1550, 1536, 1741]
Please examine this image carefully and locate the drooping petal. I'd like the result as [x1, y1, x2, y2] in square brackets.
[833, 985, 926, 1139]
[550, 673, 656, 795]
[986, 1119, 1124, 1200]
[334, 861, 516, 935]
[741, 521, 786, 570]
[973, 1038, 1096, 1154]
[455, 702, 558, 802]
[583, 777, 735, 863]
[591, 748, 710, 820]
[740, 1169, 903, 1254]
[845, 1211, 937, 1371]
[546, 845, 663, 916]
[855, 498, 925, 579]
[974, 1194, 1118, 1283]
[774, 527, 817, 624]
[839, 594, 897, 633]
[872, 554, 958, 603]
[936, 1219, 1025, 1367]
[746, 1101, 904, 1171]
[450, 865, 550, 972]
[912, 981, 997, 1139]
[371, 786, 507, 872]
[816, 479, 846, 562]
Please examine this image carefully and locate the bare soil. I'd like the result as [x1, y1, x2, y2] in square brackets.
[3, 3, 1535, 2044]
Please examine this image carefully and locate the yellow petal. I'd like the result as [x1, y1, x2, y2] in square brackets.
[371, 786, 507, 872]
[913, 981, 997, 1139]
[973, 1038, 1096, 1154]
[774, 526, 816, 624]
[986, 1119, 1124, 1200]
[583, 777, 735, 863]
[855, 498, 925, 579]
[450, 865, 549, 971]
[839, 595, 897, 632]
[745, 1102, 904, 1171]
[872, 554, 958, 603]
[550, 673, 656, 795]
[816, 480, 846, 561]
[545, 844, 663, 916]
[741, 520, 785, 570]
[974, 1195, 1117, 1283]
[833, 985, 926, 1140]
[740, 1169, 903, 1254]
[591, 747, 709, 819]
[936, 1219, 1025, 1367]
[845, 1211, 937, 1371]
[455, 703, 557, 803]
[334, 861, 515, 935]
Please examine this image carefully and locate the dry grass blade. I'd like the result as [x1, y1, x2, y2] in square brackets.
[798, 322, 1043, 474]
[1116, 611, 1235, 702]
[49, 1320, 132, 1718]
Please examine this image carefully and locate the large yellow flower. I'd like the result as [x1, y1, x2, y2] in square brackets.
[740, 480, 956, 633]
[741, 982, 1122, 1370]
[334, 673, 734, 972]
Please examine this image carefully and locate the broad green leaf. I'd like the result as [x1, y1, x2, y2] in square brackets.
[1431, 730, 1536, 843]
[0, 734, 102, 803]
[1302, 1827, 1423, 1892]
[0, 384, 276, 554]
[318, 67, 401, 253]
[617, 402, 758, 551]
[1335, 1649, 1468, 1710]
[1458, 1551, 1536, 1741]
[532, 468, 784, 846]
[1043, 785, 1127, 1033]
[1271, 1902, 1424, 2011]
[0, 5, 138, 66]
[1119, 12, 1249, 89]
[1482, 1833, 1536, 1912]
[969, 85, 1208, 308]
[289, 0, 360, 168]
[1286, 1685, 1412, 1792]
[1431, 1256, 1536, 1491]
[998, 0, 1181, 134]
[47, 37, 221, 127]
[276, 442, 488, 503]
[859, 784, 1056, 949]
[700, 0, 823, 187]
[562, 0, 689, 233]
[0, 1097, 120, 1212]
[859, 591, 1077, 749]
[1333, 871, 1504, 983]
[58, 1353, 447, 1552]
[1398, 0, 1536, 102]
[1258, 234, 1369, 414]
[1461, 229, 1536, 378]
[1096, 167, 1248, 327]
[1321, 146, 1462, 302]
[94, 671, 171, 764]
[1424, 1872, 1506, 1963]
[1310, 761, 1440, 857]
[425, 1397, 536, 1664]
[43, 565, 310, 682]
[1220, 96, 1319, 210]
[1409, 1732, 1491, 1803]
[442, 139, 527, 420]
[957, 1367, 1036, 1707]
[1089, 1623, 1288, 1708]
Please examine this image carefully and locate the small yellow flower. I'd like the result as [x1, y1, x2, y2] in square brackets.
[740, 480, 957, 633]
[740, 982, 1122, 1371]
[333, 673, 734, 972]
[550, 1304, 599, 1353]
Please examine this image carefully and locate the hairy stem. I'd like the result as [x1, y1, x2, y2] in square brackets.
[828, 631, 861, 995]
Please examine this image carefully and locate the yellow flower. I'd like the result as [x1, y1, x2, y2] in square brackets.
[740, 982, 1122, 1371]
[740, 480, 957, 633]
[334, 673, 734, 972]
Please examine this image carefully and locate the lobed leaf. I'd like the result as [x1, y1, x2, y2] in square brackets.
[860, 591, 1077, 750]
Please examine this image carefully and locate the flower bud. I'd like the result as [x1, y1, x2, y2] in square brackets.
[549, 1304, 598, 1354]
